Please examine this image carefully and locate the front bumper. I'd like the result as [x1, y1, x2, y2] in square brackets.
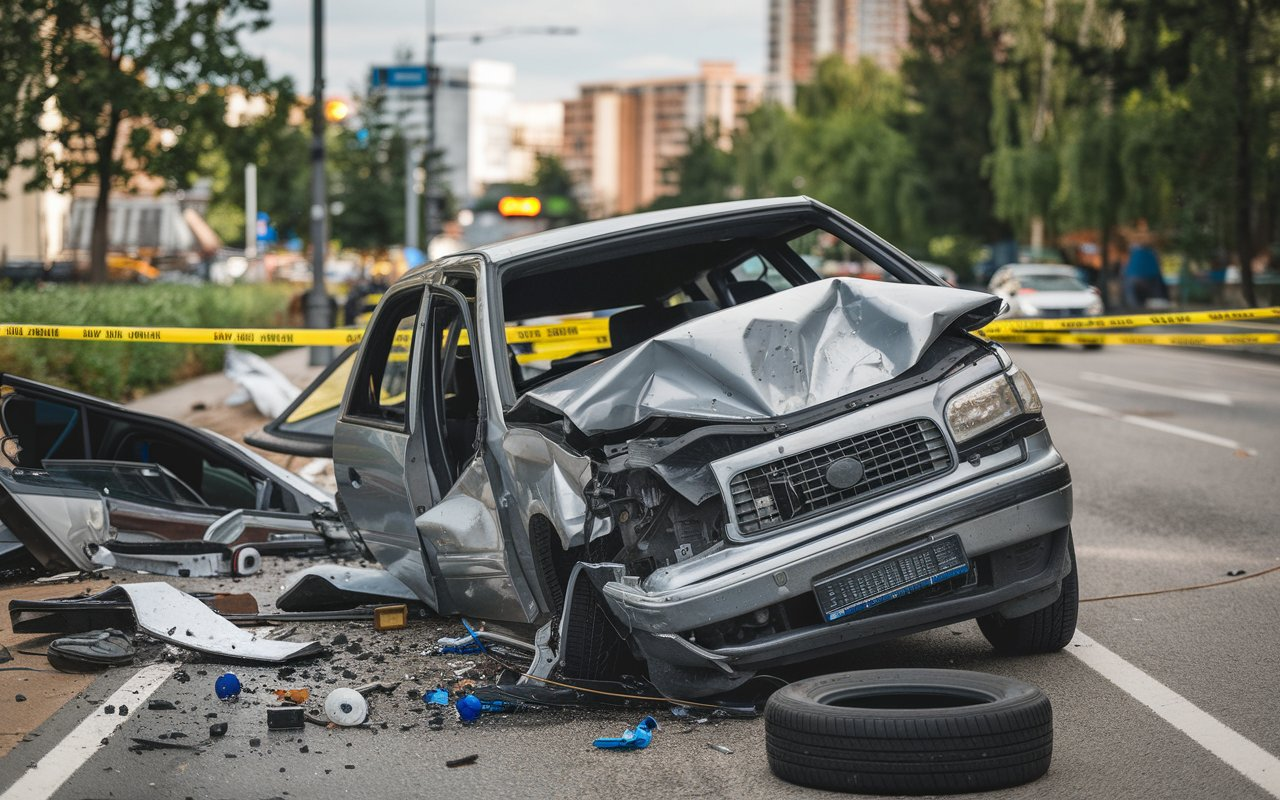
[598, 430, 1072, 694]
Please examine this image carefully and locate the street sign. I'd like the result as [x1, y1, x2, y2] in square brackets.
[370, 65, 429, 88]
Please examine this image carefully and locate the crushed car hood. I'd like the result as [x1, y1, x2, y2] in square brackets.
[518, 278, 1003, 436]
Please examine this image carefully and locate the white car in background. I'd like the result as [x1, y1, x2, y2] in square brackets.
[988, 264, 1105, 349]
[988, 264, 1103, 319]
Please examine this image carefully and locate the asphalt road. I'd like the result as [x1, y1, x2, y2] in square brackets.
[1, 344, 1278, 799]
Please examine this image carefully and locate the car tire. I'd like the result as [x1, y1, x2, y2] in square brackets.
[765, 669, 1053, 795]
[529, 518, 628, 681]
[977, 534, 1079, 654]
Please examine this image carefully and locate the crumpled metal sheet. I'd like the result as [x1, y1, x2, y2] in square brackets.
[101, 582, 323, 662]
[502, 428, 610, 549]
[519, 278, 1002, 436]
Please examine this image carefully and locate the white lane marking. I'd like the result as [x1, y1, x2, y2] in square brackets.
[1144, 347, 1280, 378]
[1037, 388, 1255, 454]
[1069, 632, 1280, 798]
[0, 663, 175, 800]
[1079, 371, 1234, 406]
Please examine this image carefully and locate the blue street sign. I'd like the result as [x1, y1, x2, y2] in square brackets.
[370, 65, 429, 88]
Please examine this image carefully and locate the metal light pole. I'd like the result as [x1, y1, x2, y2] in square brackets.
[307, 0, 333, 366]
[244, 164, 257, 261]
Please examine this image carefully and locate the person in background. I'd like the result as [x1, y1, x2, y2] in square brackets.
[1123, 230, 1167, 309]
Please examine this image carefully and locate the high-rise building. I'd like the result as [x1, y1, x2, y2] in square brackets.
[767, 0, 909, 106]
[507, 101, 564, 184]
[563, 62, 761, 217]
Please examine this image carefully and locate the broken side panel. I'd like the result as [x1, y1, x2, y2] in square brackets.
[0, 468, 110, 572]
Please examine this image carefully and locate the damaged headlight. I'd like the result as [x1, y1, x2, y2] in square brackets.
[945, 368, 1041, 444]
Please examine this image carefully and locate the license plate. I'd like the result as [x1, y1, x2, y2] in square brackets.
[814, 536, 969, 622]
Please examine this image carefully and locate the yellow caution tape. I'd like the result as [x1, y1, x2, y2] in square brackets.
[0, 320, 613, 348]
[982, 306, 1280, 333]
[984, 331, 1280, 346]
[4, 307, 1277, 351]
[0, 323, 365, 347]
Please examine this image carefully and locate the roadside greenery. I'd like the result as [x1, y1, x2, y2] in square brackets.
[656, 0, 1280, 303]
[0, 284, 294, 401]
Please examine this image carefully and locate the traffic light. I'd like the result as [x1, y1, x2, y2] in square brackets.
[324, 99, 350, 123]
[498, 196, 542, 217]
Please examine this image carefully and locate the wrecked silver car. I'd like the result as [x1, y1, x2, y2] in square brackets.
[278, 197, 1076, 697]
[0, 374, 350, 573]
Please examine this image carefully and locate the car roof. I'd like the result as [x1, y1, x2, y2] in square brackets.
[438, 197, 821, 269]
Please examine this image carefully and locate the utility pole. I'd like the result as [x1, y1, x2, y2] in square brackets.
[424, 0, 439, 247]
[307, 0, 333, 365]
[244, 163, 257, 260]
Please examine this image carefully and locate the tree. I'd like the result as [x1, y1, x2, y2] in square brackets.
[0, 0, 273, 281]
[191, 83, 310, 248]
[531, 153, 585, 223]
[328, 93, 409, 251]
[647, 121, 737, 211]
[901, 0, 1008, 242]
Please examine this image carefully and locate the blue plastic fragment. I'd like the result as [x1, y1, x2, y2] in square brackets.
[456, 694, 482, 722]
[437, 619, 488, 655]
[461, 618, 487, 652]
[592, 716, 659, 750]
[438, 642, 484, 655]
[214, 672, 241, 700]
[424, 688, 449, 706]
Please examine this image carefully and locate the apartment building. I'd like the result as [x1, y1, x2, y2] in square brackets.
[767, 0, 910, 105]
[563, 62, 761, 217]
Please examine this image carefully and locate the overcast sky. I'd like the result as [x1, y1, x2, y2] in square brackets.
[243, 1, 767, 103]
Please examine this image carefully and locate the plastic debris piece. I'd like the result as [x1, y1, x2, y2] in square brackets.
[324, 688, 368, 726]
[424, 688, 449, 706]
[273, 688, 310, 704]
[354, 681, 400, 696]
[706, 743, 734, 755]
[456, 694, 482, 722]
[670, 706, 690, 718]
[209, 722, 228, 737]
[47, 629, 135, 673]
[446, 754, 479, 768]
[593, 716, 659, 750]
[147, 699, 177, 711]
[129, 737, 199, 753]
[215, 673, 242, 700]
[268, 707, 306, 730]
[373, 604, 408, 631]
[1227, 569, 1246, 577]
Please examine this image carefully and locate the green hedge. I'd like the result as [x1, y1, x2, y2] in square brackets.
[0, 283, 296, 401]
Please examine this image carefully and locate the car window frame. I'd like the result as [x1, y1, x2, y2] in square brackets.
[340, 285, 427, 434]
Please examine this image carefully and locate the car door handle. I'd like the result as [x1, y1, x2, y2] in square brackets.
[347, 468, 362, 489]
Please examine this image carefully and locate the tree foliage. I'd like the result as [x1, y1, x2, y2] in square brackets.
[0, 0, 273, 281]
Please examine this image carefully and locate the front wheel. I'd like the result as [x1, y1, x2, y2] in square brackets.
[977, 534, 1079, 654]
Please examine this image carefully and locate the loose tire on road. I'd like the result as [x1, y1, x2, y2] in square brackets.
[978, 533, 1079, 654]
[765, 669, 1053, 795]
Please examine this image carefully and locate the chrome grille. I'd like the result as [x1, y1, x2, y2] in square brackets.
[729, 419, 953, 535]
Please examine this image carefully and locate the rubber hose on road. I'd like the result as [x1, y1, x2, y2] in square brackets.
[764, 669, 1053, 795]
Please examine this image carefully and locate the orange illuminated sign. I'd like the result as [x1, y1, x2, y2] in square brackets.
[498, 196, 542, 217]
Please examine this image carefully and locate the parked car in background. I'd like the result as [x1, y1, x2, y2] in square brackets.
[988, 263, 1103, 319]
